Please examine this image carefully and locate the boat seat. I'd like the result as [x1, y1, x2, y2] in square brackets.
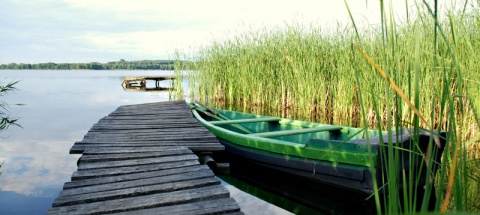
[247, 126, 342, 138]
[210, 117, 280, 125]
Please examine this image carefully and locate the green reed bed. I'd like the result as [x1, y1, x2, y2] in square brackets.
[176, 1, 480, 213]
[187, 21, 478, 138]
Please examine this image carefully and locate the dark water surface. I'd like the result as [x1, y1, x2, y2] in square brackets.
[0, 70, 294, 214]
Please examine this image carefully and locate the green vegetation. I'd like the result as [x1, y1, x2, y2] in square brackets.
[0, 81, 19, 131]
[177, 1, 480, 214]
[0, 59, 183, 70]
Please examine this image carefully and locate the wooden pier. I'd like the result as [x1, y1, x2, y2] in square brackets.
[122, 76, 175, 87]
[47, 101, 242, 214]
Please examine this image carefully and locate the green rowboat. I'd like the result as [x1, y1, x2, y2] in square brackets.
[189, 102, 445, 194]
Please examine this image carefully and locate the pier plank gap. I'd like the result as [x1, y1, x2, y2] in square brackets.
[47, 100, 242, 215]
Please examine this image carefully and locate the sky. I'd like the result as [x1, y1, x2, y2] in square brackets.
[0, 0, 459, 64]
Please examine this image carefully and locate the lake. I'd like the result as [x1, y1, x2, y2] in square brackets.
[0, 70, 295, 214]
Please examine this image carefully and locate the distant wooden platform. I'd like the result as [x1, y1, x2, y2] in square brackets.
[122, 76, 175, 91]
[47, 101, 242, 214]
[122, 76, 175, 88]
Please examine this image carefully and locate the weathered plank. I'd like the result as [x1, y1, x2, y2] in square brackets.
[80, 135, 218, 142]
[83, 128, 211, 136]
[80, 136, 216, 143]
[90, 124, 204, 131]
[70, 144, 224, 155]
[103, 110, 193, 115]
[54, 177, 220, 207]
[82, 146, 190, 155]
[75, 138, 219, 145]
[60, 170, 216, 198]
[71, 160, 200, 180]
[110, 198, 242, 215]
[107, 108, 190, 113]
[105, 112, 194, 118]
[77, 154, 198, 170]
[83, 132, 214, 138]
[78, 149, 193, 163]
[49, 101, 240, 214]
[64, 165, 211, 189]
[94, 121, 200, 127]
[97, 118, 198, 124]
[84, 128, 214, 135]
[115, 101, 183, 108]
[47, 185, 230, 215]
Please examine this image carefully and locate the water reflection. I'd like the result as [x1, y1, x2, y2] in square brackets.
[223, 155, 376, 215]
[0, 70, 175, 214]
[121, 76, 176, 92]
[122, 81, 174, 92]
[224, 183, 295, 215]
[0, 191, 54, 215]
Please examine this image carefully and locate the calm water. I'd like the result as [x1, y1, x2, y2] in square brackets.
[0, 70, 294, 214]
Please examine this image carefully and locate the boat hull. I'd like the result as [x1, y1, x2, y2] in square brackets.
[220, 138, 375, 193]
[189, 103, 445, 194]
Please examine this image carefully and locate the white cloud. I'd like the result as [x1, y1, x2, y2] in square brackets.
[0, 139, 80, 196]
[0, 0, 466, 63]
[79, 29, 213, 57]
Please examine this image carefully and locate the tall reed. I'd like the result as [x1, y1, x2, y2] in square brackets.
[177, 0, 480, 213]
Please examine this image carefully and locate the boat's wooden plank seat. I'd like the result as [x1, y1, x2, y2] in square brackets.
[247, 126, 342, 138]
[210, 117, 280, 125]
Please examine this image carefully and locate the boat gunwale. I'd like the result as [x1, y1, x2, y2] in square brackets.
[190, 108, 379, 167]
[210, 117, 281, 125]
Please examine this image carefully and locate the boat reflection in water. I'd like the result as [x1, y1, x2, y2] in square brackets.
[219, 155, 376, 215]
[220, 154, 437, 215]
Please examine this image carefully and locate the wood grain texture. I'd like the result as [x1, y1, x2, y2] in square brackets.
[48, 101, 240, 214]
[48, 185, 231, 215]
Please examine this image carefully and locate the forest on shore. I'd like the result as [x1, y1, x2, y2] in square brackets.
[0, 59, 180, 70]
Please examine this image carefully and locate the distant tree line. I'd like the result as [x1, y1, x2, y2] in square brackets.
[0, 59, 182, 70]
